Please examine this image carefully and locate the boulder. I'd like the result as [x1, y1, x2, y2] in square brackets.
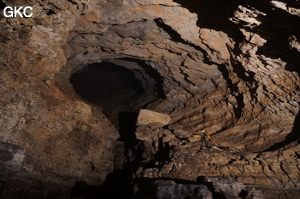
[136, 109, 171, 126]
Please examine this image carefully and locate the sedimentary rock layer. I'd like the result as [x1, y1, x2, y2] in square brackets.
[0, 0, 299, 198]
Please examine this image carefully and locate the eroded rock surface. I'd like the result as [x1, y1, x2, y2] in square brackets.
[0, 0, 299, 198]
[133, 178, 265, 199]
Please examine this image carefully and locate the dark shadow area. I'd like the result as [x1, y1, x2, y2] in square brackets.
[239, 190, 249, 198]
[118, 58, 166, 100]
[69, 164, 139, 198]
[264, 110, 300, 151]
[70, 112, 145, 199]
[232, 1, 300, 73]
[173, 0, 245, 43]
[217, 64, 245, 119]
[46, 9, 56, 15]
[118, 112, 139, 142]
[69, 59, 165, 127]
[253, 6, 300, 73]
[70, 62, 144, 108]
[101, 112, 145, 198]
[118, 111, 144, 164]
[70, 181, 105, 199]
[68, 60, 169, 198]
[154, 17, 229, 73]
[153, 137, 174, 167]
[284, 0, 300, 8]
[68, 177, 207, 199]
[154, 17, 217, 64]
[0, 181, 4, 198]
[0, 1, 6, 10]
[137, 138, 175, 172]
[154, 18, 185, 44]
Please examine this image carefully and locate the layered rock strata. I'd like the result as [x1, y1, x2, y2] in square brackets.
[0, 0, 299, 198]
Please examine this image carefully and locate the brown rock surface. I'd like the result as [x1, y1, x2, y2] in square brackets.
[0, 0, 299, 198]
[136, 109, 171, 126]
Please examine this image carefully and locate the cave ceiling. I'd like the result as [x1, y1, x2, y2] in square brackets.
[0, 0, 300, 198]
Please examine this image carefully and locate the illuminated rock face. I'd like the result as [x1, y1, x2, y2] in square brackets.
[0, 0, 299, 198]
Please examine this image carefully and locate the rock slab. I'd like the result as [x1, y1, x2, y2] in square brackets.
[137, 109, 171, 126]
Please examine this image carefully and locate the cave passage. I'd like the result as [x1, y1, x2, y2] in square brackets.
[69, 60, 165, 198]
[70, 62, 144, 107]
[70, 59, 164, 127]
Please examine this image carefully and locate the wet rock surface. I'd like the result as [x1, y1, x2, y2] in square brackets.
[0, 0, 300, 198]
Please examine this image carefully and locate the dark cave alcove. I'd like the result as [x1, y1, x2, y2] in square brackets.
[69, 59, 166, 199]
[69, 59, 165, 127]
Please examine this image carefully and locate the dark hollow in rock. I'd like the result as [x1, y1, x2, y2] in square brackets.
[69, 59, 165, 127]
[70, 62, 144, 108]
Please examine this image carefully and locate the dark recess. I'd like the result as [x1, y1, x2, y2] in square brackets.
[70, 112, 145, 199]
[252, 5, 300, 73]
[46, 9, 56, 15]
[0, 1, 6, 10]
[69, 61, 144, 127]
[70, 62, 144, 106]
[69, 110, 176, 198]
[69, 60, 168, 198]
[217, 63, 245, 119]
[173, 0, 244, 43]
[69, 59, 165, 126]
[120, 58, 165, 100]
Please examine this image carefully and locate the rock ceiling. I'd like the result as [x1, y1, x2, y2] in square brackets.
[0, 0, 299, 198]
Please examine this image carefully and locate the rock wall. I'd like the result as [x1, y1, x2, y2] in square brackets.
[0, 0, 299, 198]
[0, 0, 118, 198]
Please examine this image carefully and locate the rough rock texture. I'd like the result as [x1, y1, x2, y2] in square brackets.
[154, 180, 213, 199]
[137, 109, 171, 126]
[133, 178, 265, 199]
[134, 180, 213, 199]
[0, 0, 118, 198]
[0, 0, 300, 198]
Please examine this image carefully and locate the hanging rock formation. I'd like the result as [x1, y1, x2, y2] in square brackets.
[0, 0, 299, 198]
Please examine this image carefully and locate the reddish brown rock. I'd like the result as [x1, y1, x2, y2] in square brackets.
[0, 0, 299, 198]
